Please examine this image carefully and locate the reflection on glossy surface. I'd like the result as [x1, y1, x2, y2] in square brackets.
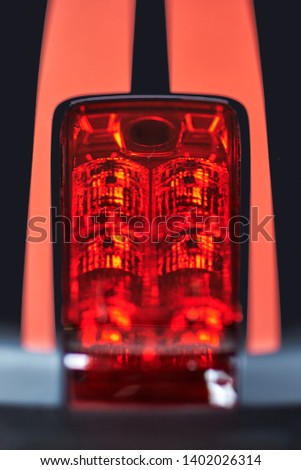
[204, 369, 237, 408]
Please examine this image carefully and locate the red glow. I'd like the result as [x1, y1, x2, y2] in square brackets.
[61, 99, 241, 404]
[142, 347, 157, 362]
[79, 115, 93, 132]
[100, 329, 122, 344]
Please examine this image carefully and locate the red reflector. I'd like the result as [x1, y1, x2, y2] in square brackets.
[61, 99, 241, 406]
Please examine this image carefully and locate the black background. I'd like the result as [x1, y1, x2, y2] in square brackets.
[1, 1, 47, 332]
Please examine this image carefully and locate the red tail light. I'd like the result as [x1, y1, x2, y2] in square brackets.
[61, 99, 241, 406]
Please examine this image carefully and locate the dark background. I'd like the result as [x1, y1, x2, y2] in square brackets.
[0, 0, 300, 450]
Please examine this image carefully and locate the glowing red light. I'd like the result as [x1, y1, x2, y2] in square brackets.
[61, 99, 241, 405]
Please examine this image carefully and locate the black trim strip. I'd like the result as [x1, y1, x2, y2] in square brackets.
[131, 0, 170, 94]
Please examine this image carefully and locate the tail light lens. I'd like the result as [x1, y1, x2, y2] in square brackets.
[61, 99, 241, 406]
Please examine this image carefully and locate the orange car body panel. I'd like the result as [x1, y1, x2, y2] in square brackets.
[22, 0, 135, 350]
[166, 0, 280, 354]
